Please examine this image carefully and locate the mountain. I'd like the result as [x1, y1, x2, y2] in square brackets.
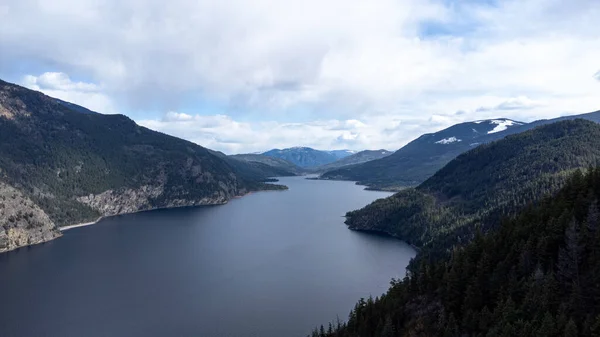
[228, 153, 304, 175]
[313, 150, 393, 172]
[207, 150, 298, 182]
[321, 113, 600, 190]
[262, 147, 354, 168]
[327, 149, 356, 159]
[315, 167, 600, 337]
[344, 119, 600, 254]
[0, 79, 281, 253]
[320, 118, 525, 189]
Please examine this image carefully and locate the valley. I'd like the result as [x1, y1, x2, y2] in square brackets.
[1, 79, 600, 337]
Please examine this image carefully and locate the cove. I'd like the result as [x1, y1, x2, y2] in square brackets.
[0, 176, 416, 337]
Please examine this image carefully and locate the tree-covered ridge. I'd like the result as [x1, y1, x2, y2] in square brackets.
[228, 153, 305, 175]
[0, 79, 280, 228]
[346, 119, 600, 254]
[313, 166, 600, 337]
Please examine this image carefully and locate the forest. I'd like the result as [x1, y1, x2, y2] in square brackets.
[345, 120, 600, 259]
[312, 166, 600, 337]
[0, 79, 283, 227]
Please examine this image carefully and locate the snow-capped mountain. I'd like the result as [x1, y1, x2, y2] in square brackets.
[424, 118, 524, 146]
[321, 118, 527, 187]
[262, 147, 355, 168]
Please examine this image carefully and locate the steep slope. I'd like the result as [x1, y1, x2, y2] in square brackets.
[0, 180, 60, 253]
[313, 150, 393, 172]
[262, 147, 352, 168]
[345, 120, 600, 253]
[321, 118, 525, 188]
[229, 153, 304, 175]
[0, 79, 273, 252]
[315, 167, 600, 337]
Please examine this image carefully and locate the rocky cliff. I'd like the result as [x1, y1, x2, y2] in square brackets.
[0, 181, 60, 253]
[77, 184, 234, 217]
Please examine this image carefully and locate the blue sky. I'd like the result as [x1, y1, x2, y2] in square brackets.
[1, 0, 599, 154]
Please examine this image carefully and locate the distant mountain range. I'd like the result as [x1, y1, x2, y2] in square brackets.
[262, 147, 355, 168]
[321, 114, 600, 189]
[228, 153, 304, 176]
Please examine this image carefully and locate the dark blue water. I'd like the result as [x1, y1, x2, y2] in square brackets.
[0, 177, 415, 337]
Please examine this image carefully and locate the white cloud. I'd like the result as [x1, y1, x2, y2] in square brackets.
[0, 0, 599, 151]
[22, 72, 117, 114]
[137, 112, 429, 154]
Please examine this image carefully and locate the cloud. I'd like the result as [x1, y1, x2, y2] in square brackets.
[595, 70, 600, 81]
[1, 0, 599, 151]
[22, 72, 117, 114]
[137, 112, 436, 154]
[475, 96, 545, 113]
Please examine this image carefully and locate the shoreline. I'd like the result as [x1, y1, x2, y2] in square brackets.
[60, 217, 104, 231]
[57, 185, 284, 232]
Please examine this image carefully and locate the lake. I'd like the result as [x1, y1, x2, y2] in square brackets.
[0, 176, 416, 337]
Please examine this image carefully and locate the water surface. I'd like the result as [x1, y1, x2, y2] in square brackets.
[0, 177, 416, 337]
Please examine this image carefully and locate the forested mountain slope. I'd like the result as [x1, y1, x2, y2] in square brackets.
[313, 167, 600, 337]
[228, 153, 304, 175]
[322, 113, 600, 189]
[262, 147, 354, 168]
[320, 119, 524, 188]
[0, 79, 278, 252]
[345, 120, 600, 254]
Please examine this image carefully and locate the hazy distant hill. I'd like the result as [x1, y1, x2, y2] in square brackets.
[229, 153, 304, 175]
[313, 150, 392, 172]
[262, 147, 354, 168]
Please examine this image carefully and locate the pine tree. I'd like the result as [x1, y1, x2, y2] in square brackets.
[381, 315, 395, 337]
[564, 319, 578, 337]
[537, 312, 557, 337]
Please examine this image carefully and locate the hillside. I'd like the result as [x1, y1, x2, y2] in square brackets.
[262, 147, 354, 168]
[314, 167, 600, 337]
[0, 79, 280, 252]
[207, 150, 298, 182]
[345, 120, 600, 254]
[313, 150, 392, 172]
[228, 153, 304, 175]
[322, 114, 600, 189]
[320, 118, 525, 189]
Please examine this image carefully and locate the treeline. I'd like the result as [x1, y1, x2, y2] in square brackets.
[312, 166, 600, 337]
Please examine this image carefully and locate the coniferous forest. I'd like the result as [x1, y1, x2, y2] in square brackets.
[311, 166, 600, 337]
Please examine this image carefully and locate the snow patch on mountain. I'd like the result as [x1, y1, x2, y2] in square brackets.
[436, 137, 462, 144]
[487, 120, 523, 134]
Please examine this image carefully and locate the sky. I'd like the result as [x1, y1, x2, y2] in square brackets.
[0, 0, 599, 154]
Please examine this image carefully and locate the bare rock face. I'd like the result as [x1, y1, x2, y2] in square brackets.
[77, 185, 164, 217]
[76, 184, 230, 217]
[0, 181, 61, 253]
